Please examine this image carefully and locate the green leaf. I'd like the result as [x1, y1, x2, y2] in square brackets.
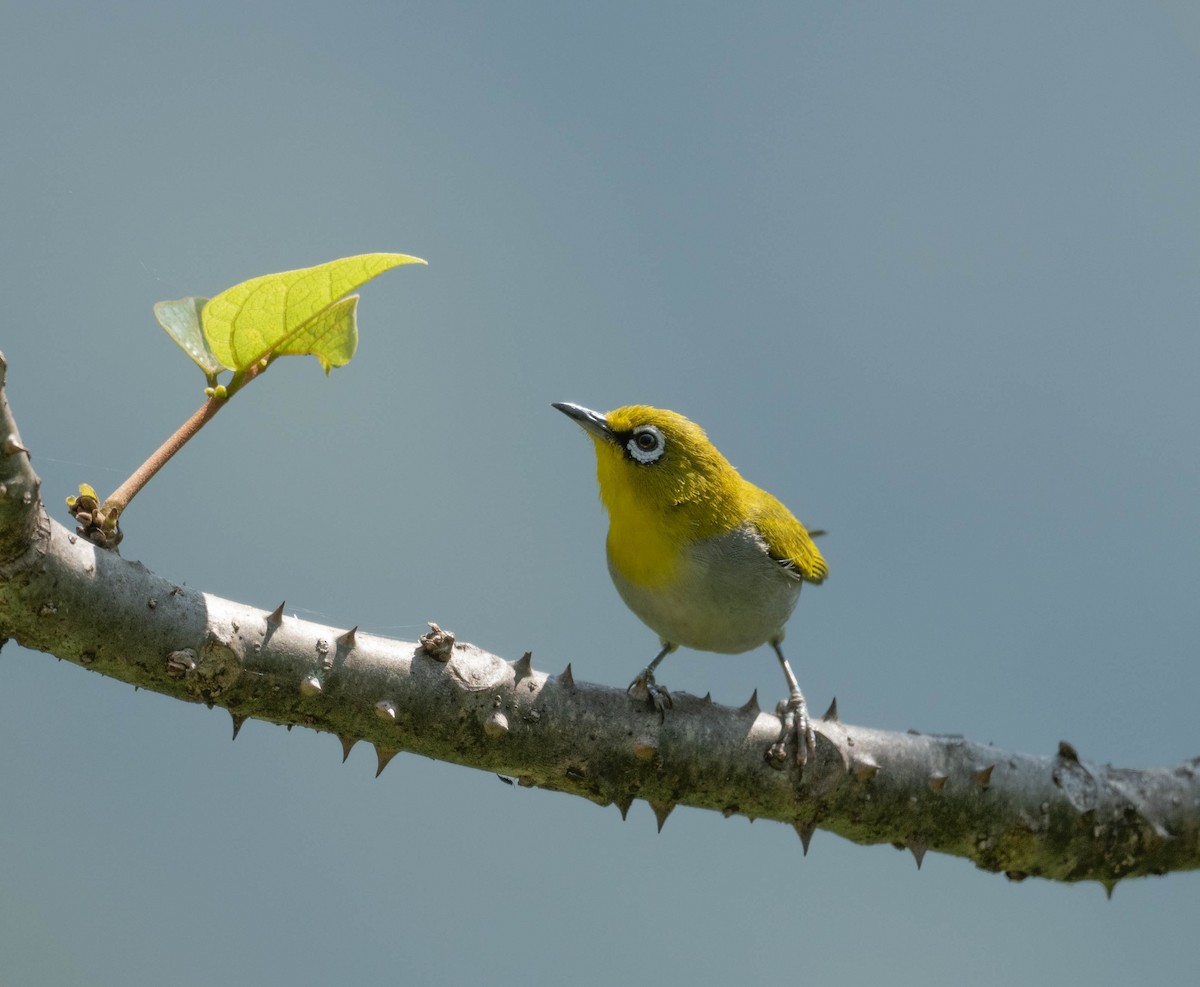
[154, 296, 228, 377]
[200, 252, 426, 372]
[273, 294, 359, 374]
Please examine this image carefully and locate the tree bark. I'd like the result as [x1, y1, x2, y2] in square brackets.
[1, 351, 1196, 892]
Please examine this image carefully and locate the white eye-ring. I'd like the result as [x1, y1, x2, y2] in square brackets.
[627, 425, 665, 464]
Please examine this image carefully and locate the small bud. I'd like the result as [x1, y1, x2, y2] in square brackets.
[165, 649, 196, 677]
[419, 622, 455, 661]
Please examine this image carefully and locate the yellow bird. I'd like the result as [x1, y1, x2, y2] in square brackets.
[553, 402, 827, 765]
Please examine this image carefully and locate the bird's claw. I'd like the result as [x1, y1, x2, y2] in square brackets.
[628, 668, 673, 721]
[769, 695, 815, 768]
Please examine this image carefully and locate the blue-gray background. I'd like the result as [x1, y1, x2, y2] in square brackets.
[2, 3, 1197, 984]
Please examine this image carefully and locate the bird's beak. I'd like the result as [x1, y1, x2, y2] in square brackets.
[552, 402, 617, 444]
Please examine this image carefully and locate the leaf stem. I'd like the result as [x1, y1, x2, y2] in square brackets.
[101, 396, 225, 525]
[98, 362, 265, 533]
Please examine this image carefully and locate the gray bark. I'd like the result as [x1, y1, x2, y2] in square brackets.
[1, 351, 1196, 892]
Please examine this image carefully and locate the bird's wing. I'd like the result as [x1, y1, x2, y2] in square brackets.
[750, 493, 828, 584]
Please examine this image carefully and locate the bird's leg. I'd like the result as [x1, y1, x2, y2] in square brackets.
[768, 641, 815, 767]
[628, 642, 675, 719]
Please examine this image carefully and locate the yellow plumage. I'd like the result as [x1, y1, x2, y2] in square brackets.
[594, 405, 825, 586]
[554, 401, 827, 766]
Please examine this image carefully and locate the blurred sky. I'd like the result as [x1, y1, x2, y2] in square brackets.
[2, 2, 1198, 984]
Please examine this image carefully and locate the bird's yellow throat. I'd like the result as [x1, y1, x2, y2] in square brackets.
[587, 408, 746, 589]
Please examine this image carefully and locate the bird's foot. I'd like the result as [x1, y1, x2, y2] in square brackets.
[628, 668, 673, 721]
[768, 694, 815, 768]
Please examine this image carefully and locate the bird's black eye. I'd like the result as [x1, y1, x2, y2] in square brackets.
[627, 425, 665, 464]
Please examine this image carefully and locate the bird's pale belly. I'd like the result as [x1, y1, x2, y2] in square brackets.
[607, 523, 801, 654]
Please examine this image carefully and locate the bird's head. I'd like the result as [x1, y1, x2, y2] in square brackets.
[552, 402, 743, 533]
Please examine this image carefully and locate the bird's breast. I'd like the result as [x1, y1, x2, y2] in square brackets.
[607, 521, 801, 654]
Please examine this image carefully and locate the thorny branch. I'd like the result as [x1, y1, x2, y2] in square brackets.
[1, 352, 1197, 893]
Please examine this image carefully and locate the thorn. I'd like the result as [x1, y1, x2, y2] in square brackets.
[852, 755, 880, 782]
[1005, 870, 1028, 882]
[794, 821, 816, 855]
[338, 625, 358, 647]
[1102, 879, 1117, 900]
[299, 675, 322, 697]
[1057, 740, 1079, 762]
[906, 834, 928, 870]
[973, 764, 995, 788]
[512, 651, 533, 679]
[2, 436, 30, 456]
[484, 711, 510, 737]
[702, 691, 712, 704]
[558, 663, 575, 689]
[649, 800, 676, 832]
[286, 724, 293, 732]
[739, 689, 760, 714]
[497, 774, 514, 785]
[615, 795, 633, 820]
[820, 696, 839, 722]
[375, 700, 397, 721]
[230, 712, 247, 741]
[339, 735, 356, 763]
[927, 772, 948, 794]
[267, 601, 285, 625]
[374, 745, 400, 778]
